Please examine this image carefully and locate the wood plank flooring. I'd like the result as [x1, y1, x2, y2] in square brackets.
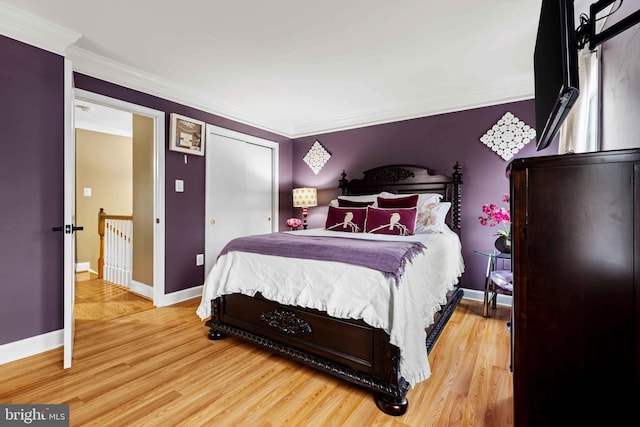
[0, 288, 513, 426]
[74, 274, 153, 327]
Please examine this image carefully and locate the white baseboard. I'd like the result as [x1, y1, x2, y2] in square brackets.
[130, 280, 153, 300]
[462, 287, 512, 307]
[75, 262, 98, 275]
[0, 330, 63, 366]
[156, 285, 203, 307]
[75, 262, 90, 272]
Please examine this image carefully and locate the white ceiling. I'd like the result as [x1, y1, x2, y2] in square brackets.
[75, 100, 132, 137]
[0, 0, 594, 138]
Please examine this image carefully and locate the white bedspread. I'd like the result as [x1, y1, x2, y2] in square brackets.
[196, 227, 464, 386]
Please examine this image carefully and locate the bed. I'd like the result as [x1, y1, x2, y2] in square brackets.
[197, 163, 464, 416]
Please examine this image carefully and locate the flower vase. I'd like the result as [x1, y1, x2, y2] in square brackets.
[495, 236, 511, 253]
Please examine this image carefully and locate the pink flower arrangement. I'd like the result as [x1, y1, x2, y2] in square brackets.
[285, 217, 302, 230]
[479, 193, 511, 238]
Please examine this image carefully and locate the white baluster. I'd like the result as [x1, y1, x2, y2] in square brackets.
[103, 218, 133, 288]
[105, 221, 112, 282]
[116, 220, 122, 285]
[125, 221, 132, 287]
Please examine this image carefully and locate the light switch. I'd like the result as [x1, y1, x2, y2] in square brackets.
[175, 179, 184, 192]
[196, 253, 204, 266]
[83, 188, 92, 197]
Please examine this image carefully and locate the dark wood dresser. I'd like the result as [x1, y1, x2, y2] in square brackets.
[508, 149, 640, 426]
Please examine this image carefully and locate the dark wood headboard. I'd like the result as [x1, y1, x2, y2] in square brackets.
[338, 163, 463, 231]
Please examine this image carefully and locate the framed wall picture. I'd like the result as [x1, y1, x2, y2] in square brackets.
[169, 113, 205, 156]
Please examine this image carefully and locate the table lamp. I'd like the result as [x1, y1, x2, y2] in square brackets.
[292, 187, 317, 230]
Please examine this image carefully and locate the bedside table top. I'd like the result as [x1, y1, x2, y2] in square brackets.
[473, 249, 511, 260]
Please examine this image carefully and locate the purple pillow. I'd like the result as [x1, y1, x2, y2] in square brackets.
[338, 198, 374, 207]
[365, 206, 417, 236]
[325, 206, 367, 232]
[377, 194, 419, 208]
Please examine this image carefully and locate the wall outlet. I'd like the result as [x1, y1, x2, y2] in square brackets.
[196, 253, 204, 266]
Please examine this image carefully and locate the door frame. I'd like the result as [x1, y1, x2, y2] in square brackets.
[71, 89, 166, 306]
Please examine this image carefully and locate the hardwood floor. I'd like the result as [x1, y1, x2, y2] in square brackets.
[74, 273, 153, 327]
[0, 294, 513, 426]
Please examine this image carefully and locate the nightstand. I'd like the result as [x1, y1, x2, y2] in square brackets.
[474, 250, 512, 317]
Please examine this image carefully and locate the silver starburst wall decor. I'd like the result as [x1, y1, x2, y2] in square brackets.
[480, 112, 536, 161]
[303, 140, 331, 174]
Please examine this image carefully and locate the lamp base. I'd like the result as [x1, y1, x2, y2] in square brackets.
[302, 208, 308, 230]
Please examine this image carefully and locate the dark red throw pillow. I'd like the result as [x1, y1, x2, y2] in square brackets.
[338, 198, 374, 207]
[377, 194, 419, 208]
[325, 206, 367, 232]
[365, 206, 417, 236]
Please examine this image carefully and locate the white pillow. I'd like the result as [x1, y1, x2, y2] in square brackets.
[377, 191, 408, 199]
[416, 201, 451, 233]
[418, 193, 443, 206]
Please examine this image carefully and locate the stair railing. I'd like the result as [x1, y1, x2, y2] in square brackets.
[98, 208, 133, 287]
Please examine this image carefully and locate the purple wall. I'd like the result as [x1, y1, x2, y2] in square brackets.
[292, 100, 557, 291]
[73, 74, 293, 293]
[0, 36, 65, 345]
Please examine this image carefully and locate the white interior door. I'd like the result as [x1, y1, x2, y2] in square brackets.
[63, 59, 76, 368]
[245, 143, 274, 229]
[205, 125, 278, 274]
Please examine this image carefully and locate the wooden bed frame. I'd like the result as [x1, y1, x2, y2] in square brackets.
[205, 163, 464, 416]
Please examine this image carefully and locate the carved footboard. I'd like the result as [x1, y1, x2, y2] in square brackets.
[206, 286, 463, 416]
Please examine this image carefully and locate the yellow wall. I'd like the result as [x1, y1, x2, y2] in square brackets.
[75, 129, 133, 272]
[132, 115, 154, 285]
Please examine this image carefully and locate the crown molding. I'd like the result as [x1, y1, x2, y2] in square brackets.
[291, 81, 534, 138]
[0, 2, 80, 55]
[66, 47, 533, 139]
[66, 46, 292, 138]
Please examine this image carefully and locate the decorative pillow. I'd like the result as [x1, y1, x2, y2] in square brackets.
[337, 193, 379, 206]
[325, 206, 367, 232]
[377, 194, 419, 208]
[364, 206, 417, 236]
[377, 192, 442, 208]
[338, 198, 375, 207]
[417, 193, 443, 205]
[416, 201, 451, 233]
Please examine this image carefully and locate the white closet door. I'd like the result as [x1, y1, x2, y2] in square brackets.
[205, 126, 277, 275]
[245, 142, 274, 232]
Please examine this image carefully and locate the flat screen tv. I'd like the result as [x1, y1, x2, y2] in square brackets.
[534, 0, 580, 151]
